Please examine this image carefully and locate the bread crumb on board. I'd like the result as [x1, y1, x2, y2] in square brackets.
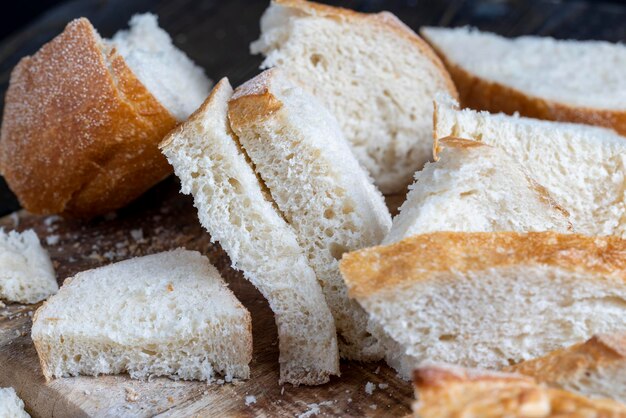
[245, 395, 257, 406]
[365, 381, 376, 395]
[46, 235, 60, 245]
[125, 387, 139, 402]
[297, 401, 334, 418]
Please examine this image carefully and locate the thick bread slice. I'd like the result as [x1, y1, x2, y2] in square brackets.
[0, 16, 210, 218]
[421, 26, 626, 135]
[31, 249, 252, 382]
[383, 137, 571, 244]
[251, 0, 457, 193]
[508, 334, 626, 404]
[340, 232, 626, 379]
[412, 364, 626, 417]
[434, 96, 626, 238]
[0, 388, 30, 418]
[160, 79, 339, 385]
[228, 69, 392, 361]
[0, 229, 57, 304]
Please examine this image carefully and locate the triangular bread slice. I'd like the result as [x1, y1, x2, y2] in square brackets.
[412, 364, 626, 417]
[160, 79, 338, 385]
[228, 69, 392, 361]
[434, 96, 626, 238]
[340, 232, 626, 379]
[507, 334, 626, 404]
[421, 26, 626, 136]
[251, 0, 457, 193]
[383, 137, 571, 245]
[31, 249, 252, 382]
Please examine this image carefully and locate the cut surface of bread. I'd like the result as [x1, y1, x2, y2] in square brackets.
[0, 387, 30, 418]
[508, 334, 626, 404]
[412, 363, 626, 418]
[434, 96, 626, 238]
[384, 137, 571, 245]
[0, 15, 210, 217]
[340, 232, 626, 379]
[421, 26, 626, 135]
[251, 0, 457, 193]
[229, 69, 392, 361]
[0, 229, 57, 304]
[31, 249, 251, 382]
[160, 78, 339, 385]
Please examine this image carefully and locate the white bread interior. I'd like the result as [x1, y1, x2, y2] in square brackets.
[160, 78, 339, 385]
[31, 249, 252, 382]
[434, 96, 626, 238]
[0, 387, 30, 418]
[0, 229, 58, 304]
[228, 69, 392, 361]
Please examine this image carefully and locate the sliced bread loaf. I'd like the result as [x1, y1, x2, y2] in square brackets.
[0, 388, 30, 418]
[160, 79, 339, 385]
[0, 229, 57, 304]
[251, 0, 457, 193]
[228, 69, 392, 361]
[383, 137, 570, 245]
[31, 249, 251, 382]
[434, 96, 626, 238]
[340, 232, 626, 379]
[421, 26, 626, 135]
[412, 364, 626, 417]
[508, 334, 626, 404]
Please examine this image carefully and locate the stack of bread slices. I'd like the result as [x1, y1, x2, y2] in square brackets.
[1, 0, 626, 415]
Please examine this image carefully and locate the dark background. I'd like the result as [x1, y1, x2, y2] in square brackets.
[1, 0, 625, 216]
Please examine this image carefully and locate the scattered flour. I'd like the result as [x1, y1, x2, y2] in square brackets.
[297, 401, 334, 418]
[365, 382, 376, 395]
[245, 395, 257, 406]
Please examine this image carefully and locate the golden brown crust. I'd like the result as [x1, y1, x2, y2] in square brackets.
[0, 18, 177, 218]
[413, 364, 626, 417]
[422, 35, 626, 136]
[228, 69, 283, 128]
[340, 232, 626, 299]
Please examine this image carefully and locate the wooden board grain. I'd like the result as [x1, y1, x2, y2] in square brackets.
[0, 178, 412, 417]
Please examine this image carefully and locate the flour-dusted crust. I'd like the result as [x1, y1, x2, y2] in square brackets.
[340, 232, 626, 299]
[0, 18, 177, 218]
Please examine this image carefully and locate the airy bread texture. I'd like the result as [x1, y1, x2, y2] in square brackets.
[251, 0, 457, 193]
[31, 249, 251, 382]
[384, 137, 571, 245]
[421, 26, 626, 135]
[160, 79, 339, 385]
[340, 232, 626, 379]
[229, 69, 392, 361]
[0, 15, 210, 218]
[0, 229, 57, 304]
[0, 387, 30, 418]
[434, 96, 626, 238]
[412, 363, 626, 417]
[508, 334, 626, 404]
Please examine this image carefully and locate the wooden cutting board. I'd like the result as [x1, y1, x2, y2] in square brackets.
[0, 177, 412, 417]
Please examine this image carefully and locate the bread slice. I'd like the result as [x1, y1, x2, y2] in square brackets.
[507, 334, 626, 404]
[160, 79, 339, 385]
[421, 26, 626, 136]
[412, 363, 626, 417]
[383, 137, 571, 245]
[340, 232, 626, 379]
[251, 0, 457, 193]
[434, 96, 626, 238]
[0, 15, 210, 217]
[228, 69, 392, 361]
[0, 229, 57, 304]
[0, 388, 30, 418]
[31, 249, 251, 382]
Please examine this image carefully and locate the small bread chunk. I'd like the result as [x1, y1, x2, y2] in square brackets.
[161, 79, 338, 385]
[0, 15, 210, 218]
[0, 229, 57, 304]
[31, 249, 252, 383]
[384, 137, 571, 245]
[421, 26, 626, 136]
[412, 364, 626, 417]
[251, 0, 457, 193]
[229, 69, 392, 361]
[0, 388, 30, 418]
[434, 96, 626, 238]
[508, 334, 626, 404]
[340, 232, 626, 379]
